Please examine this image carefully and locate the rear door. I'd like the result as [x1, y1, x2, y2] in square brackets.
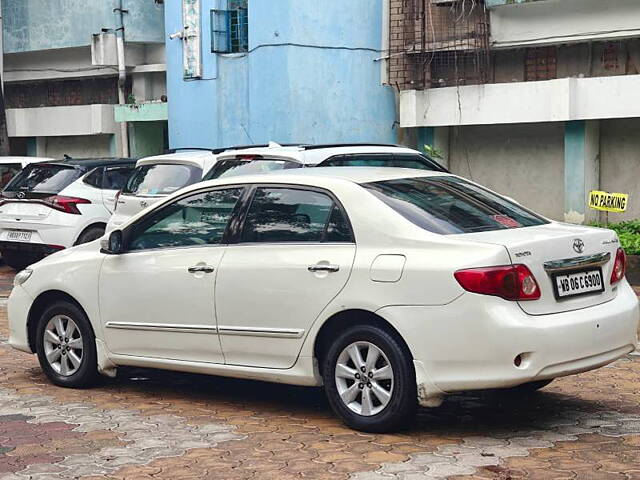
[215, 185, 356, 368]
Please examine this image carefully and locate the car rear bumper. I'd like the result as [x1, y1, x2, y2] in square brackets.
[378, 281, 639, 394]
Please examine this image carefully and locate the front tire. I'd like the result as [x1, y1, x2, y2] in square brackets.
[35, 301, 98, 388]
[322, 324, 416, 432]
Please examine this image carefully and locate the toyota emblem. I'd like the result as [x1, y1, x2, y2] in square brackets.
[573, 238, 585, 254]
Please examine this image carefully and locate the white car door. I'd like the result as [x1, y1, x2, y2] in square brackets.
[101, 165, 135, 213]
[215, 186, 356, 369]
[99, 186, 245, 363]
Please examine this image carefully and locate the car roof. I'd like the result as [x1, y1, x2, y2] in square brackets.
[216, 144, 424, 165]
[191, 167, 453, 192]
[41, 157, 136, 169]
[136, 151, 217, 170]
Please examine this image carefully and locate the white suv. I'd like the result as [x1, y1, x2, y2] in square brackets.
[0, 158, 135, 270]
[106, 150, 219, 232]
[203, 143, 448, 180]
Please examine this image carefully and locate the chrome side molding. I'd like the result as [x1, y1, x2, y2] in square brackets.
[105, 322, 217, 334]
[543, 252, 611, 273]
[218, 326, 305, 339]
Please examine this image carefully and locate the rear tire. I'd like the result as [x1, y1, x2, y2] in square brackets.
[507, 379, 553, 393]
[75, 226, 105, 245]
[322, 324, 416, 432]
[1, 250, 39, 271]
[35, 301, 99, 388]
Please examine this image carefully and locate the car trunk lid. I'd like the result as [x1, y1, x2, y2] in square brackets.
[452, 223, 620, 315]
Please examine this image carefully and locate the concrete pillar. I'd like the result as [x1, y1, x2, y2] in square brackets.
[564, 120, 600, 224]
[417, 126, 450, 170]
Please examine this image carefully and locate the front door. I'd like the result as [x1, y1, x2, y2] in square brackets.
[99, 186, 245, 363]
[215, 186, 356, 369]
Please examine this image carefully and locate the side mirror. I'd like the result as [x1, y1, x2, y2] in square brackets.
[100, 230, 124, 255]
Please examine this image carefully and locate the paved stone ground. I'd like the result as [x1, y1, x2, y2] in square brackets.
[0, 265, 639, 480]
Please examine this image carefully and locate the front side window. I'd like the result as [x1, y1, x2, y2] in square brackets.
[320, 153, 447, 172]
[211, 0, 248, 54]
[241, 187, 352, 243]
[204, 159, 300, 180]
[364, 176, 548, 235]
[128, 188, 243, 251]
[123, 164, 202, 196]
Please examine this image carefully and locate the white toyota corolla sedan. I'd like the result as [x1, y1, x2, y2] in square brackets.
[8, 168, 639, 432]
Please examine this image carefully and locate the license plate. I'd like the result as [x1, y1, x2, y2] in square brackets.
[7, 230, 32, 242]
[553, 268, 604, 299]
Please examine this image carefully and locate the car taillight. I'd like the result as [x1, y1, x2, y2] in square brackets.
[45, 195, 90, 215]
[454, 264, 541, 301]
[610, 247, 626, 285]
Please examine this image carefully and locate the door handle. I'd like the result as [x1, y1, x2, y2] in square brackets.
[308, 264, 340, 273]
[188, 265, 215, 274]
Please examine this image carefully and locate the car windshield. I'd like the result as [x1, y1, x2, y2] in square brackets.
[320, 153, 446, 172]
[364, 176, 548, 234]
[3, 164, 83, 194]
[123, 164, 202, 196]
[204, 158, 300, 180]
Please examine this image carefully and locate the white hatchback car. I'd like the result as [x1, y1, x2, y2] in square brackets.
[0, 158, 135, 270]
[202, 143, 448, 181]
[8, 168, 639, 432]
[106, 150, 220, 233]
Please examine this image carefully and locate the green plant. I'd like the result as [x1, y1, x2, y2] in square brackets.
[590, 220, 640, 255]
[423, 144, 443, 159]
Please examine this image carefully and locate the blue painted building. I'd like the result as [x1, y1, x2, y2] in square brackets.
[165, 0, 396, 149]
[3, 0, 167, 158]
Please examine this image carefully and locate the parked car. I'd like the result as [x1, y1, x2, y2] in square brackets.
[0, 158, 135, 270]
[202, 143, 448, 180]
[0, 156, 53, 189]
[106, 150, 220, 233]
[8, 168, 638, 432]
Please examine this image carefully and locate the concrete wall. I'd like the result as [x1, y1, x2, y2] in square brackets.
[449, 123, 565, 220]
[3, 0, 164, 53]
[600, 119, 640, 222]
[166, 0, 396, 149]
[42, 135, 114, 159]
[490, 0, 640, 48]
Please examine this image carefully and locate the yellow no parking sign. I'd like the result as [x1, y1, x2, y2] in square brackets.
[589, 190, 629, 213]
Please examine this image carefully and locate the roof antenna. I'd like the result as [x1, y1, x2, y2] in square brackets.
[63, 154, 72, 160]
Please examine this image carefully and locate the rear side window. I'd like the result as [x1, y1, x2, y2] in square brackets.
[321, 153, 446, 172]
[241, 187, 352, 243]
[123, 164, 201, 196]
[104, 166, 134, 190]
[4, 164, 83, 194]
[364, 176, 548, 234]
[0, 163, 22, 189]
[83, 168, 103, 188]
[204, 159, 300, 180]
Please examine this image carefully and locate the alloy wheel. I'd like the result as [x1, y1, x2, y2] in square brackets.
[43, 315, 84, 376]
[334, 341, 394, 416]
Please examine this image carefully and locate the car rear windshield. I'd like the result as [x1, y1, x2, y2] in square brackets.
[123, 164, 202, 196]
[320, 153, 447, 172]
[203, 158, 300, 180]
[4, 163, 83, 194]
[363, 176, 548, 234]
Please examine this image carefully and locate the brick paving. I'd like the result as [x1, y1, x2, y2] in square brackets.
[0, 265, 638, 480]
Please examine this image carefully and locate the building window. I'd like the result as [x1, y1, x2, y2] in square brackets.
[211, 0, 248, 54]
[525, 46, 557, 82]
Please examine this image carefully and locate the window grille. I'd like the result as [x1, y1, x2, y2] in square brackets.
[211, 0, 248, 54]
[525, 47, 557, 81]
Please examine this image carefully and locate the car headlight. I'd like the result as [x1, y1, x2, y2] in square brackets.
[13, 269, 33, 287]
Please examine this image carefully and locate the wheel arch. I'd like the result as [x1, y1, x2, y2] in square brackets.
[313, 309, 414, 376]
[74, 222, 107, 246]
[26, 290, 95, 353]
